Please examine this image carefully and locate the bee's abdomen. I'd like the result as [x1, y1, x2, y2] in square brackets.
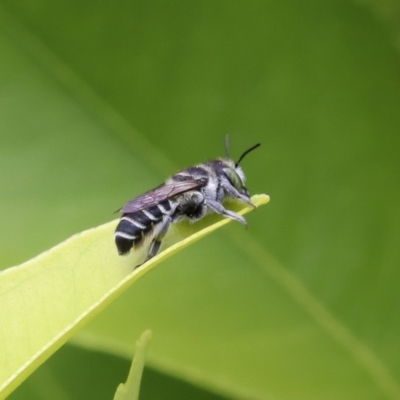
[115, 201, 171, 255]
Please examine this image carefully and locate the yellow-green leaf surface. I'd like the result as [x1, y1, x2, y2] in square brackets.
[1, 1, 400, 400]
[0, 193, 268, 398]
[113, 330, 152, 400]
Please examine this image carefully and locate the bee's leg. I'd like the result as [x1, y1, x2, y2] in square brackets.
[206, 199, 248, 227]
[225, 188, 255, 208]
[146, 217, 172, 260]
[220, 176, 256, 208]
[134, 216, 172, 269]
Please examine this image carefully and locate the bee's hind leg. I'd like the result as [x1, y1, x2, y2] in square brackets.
[134, 216, 172, 269]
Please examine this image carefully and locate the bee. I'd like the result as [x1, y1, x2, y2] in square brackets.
[115, 136, 260, 266]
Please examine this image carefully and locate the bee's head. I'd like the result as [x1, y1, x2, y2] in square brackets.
[222, 135, 260, 196]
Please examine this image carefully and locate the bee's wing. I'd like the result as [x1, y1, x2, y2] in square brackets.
[120, 178, 207, 214]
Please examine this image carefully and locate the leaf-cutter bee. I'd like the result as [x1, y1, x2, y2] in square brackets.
[115, 136, 260, 266]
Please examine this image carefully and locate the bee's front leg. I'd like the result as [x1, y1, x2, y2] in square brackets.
[206, 199, 248, 227]
[220, 176, 256, 208]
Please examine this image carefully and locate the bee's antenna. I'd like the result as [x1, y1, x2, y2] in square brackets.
[235, 142, 261, 167]
[224, 134, 231, 159]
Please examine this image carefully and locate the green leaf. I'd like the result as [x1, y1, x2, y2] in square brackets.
[7, 344, 229, 400]
[113, 330, 152, 400]
[1, 1, 400, 399]
[0, 195, 268, 398]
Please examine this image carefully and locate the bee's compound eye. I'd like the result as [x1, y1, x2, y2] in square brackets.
[223, 167, 243, 191]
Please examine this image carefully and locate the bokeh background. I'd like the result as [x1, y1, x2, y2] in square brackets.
[1, 1, 400, 399]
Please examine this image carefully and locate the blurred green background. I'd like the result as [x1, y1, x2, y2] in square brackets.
[1, 1, 400, 399]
